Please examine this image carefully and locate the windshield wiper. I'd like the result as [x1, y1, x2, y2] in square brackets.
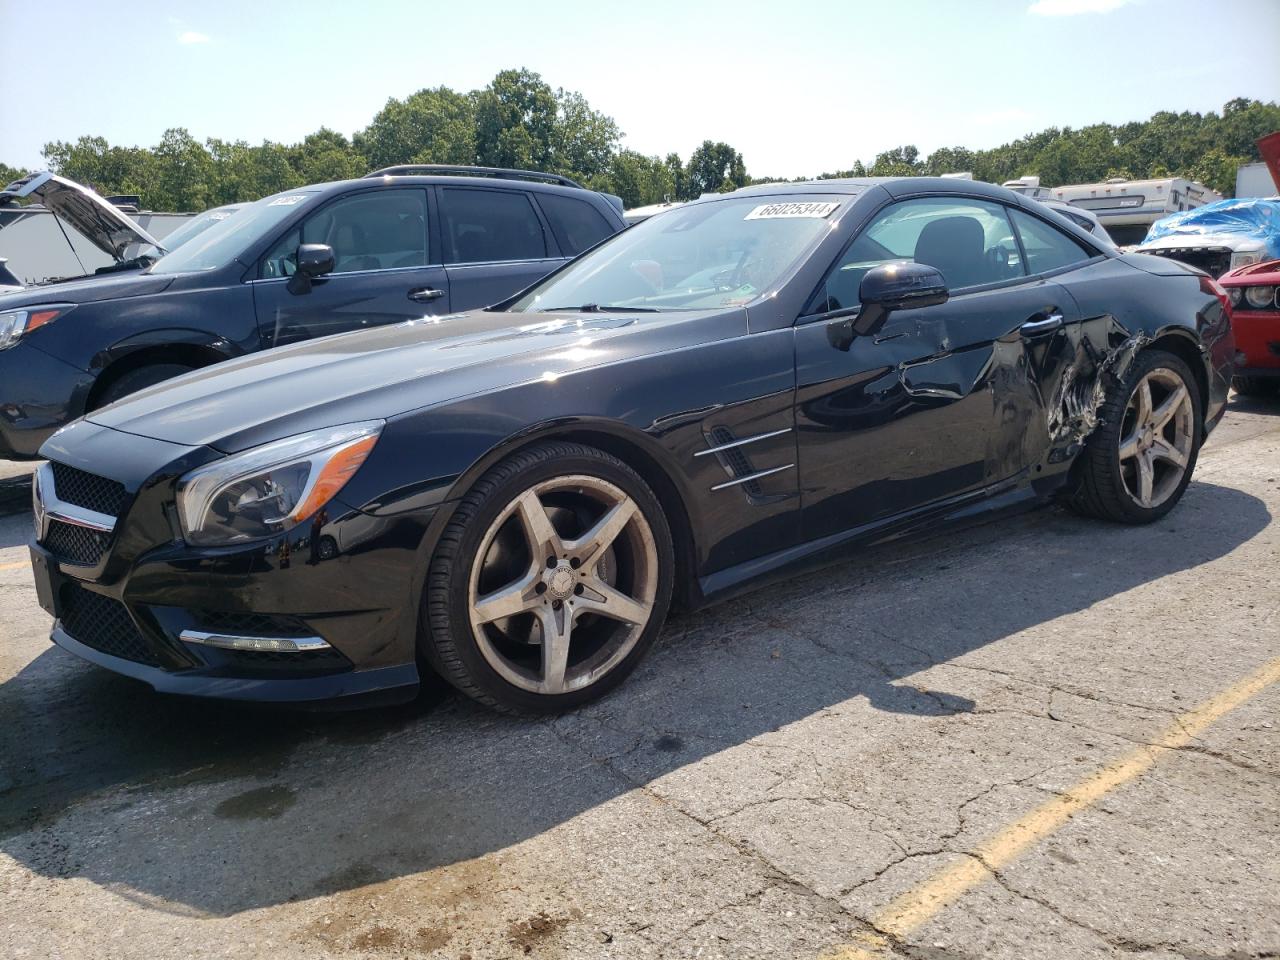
[540, 304, 661, 313]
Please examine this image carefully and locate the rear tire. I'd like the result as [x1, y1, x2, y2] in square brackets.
[1232, 376, 1280, 398]
[1065, 349, 1201, 525]
[95, 363, 195, 408]
[424, 441, 674, 715]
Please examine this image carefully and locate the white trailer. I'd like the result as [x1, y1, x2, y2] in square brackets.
[1048, 177, 1222, 247]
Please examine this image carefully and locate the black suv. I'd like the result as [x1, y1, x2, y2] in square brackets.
[0, 166, 626, 459]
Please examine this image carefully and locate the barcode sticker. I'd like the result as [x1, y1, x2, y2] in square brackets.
[745, 202, 840, 220]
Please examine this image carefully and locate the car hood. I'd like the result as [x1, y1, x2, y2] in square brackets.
[1220, 258, 1280, 286]
[0, 269, 175, 308]
[85, 307, 746, 454]
[0, 171, 163, 263]
[1136, 232, 1266, 254]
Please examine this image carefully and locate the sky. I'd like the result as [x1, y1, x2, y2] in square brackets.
[1, 0, 1278, 178]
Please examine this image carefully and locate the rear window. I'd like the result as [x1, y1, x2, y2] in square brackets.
[538, 193, 615, 255]
[439, 188, 548, 264]
[1009, 208, 1094, 274]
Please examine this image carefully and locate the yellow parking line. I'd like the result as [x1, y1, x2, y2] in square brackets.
[824, 654, 1280, 959]
[0, 559, 30, 572]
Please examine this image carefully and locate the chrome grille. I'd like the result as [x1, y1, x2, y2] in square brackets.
[43, 519, 110, 566]
[35, 462, 120, 567]
[50, 463, 129, 516]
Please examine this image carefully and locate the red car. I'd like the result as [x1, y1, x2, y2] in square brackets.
[1220, 259, 1280, 397]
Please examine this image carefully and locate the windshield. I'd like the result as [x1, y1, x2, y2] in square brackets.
[149, 191, 318, 274]
[510, 195, 845, 312]
[153, 205, 243, 254]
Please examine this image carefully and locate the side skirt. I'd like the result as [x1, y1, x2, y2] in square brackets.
[695, 471, 1047, 606]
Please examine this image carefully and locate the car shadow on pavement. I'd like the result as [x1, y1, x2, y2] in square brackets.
[0, 480, 1269, 918]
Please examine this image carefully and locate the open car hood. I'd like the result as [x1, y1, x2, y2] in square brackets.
[0, 171, 164, 263]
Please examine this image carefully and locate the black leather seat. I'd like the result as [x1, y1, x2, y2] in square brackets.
[913, 216, 989, 289]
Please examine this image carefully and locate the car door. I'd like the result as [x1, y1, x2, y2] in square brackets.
[437, 186, 567, 310]
[793, 195, 1083, 542]
[250, 187, 450, 348]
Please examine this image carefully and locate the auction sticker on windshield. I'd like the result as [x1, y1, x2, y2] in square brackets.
[268, 195, 308, 206]
[745, 201, 840, 220]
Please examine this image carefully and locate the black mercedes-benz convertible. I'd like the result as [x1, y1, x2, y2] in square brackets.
[28, 177, 1236, 711]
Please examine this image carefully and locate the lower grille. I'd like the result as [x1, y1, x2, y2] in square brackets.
[60, 584, 160, 667]
[44, 519, 110, 566]
[190, 609, 315, 638]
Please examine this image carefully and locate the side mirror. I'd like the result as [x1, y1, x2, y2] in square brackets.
[854, 261, 948, 337]
[287, 243, 335, 295]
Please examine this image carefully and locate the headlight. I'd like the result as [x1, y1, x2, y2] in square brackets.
[177, 421, 382, 546]
[1229, 252, 1264, 271]
[1227, 287, 1243, 306]
[0, 304, 74, 350]
[1244, 285, 1277, 310]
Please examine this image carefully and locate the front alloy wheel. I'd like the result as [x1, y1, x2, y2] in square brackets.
[425, 442, 674, 713]
[469, 476, 659, 696]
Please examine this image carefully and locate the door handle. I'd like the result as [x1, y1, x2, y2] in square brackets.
[1020, 312, 1064, 335]
[408, 287, 445, 303]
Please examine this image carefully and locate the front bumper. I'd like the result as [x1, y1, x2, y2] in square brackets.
[1231, 310, 1280, 373]
[0, 341, 94, 460]
[30, 518, 430, 703]
[29, 421, 440, 703]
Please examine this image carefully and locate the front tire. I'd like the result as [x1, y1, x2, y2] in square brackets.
[424, 441, 675, 714]
[1066, 349, 1201, 524]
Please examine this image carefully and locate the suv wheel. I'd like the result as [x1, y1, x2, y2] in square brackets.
[96, 363, 195, 408]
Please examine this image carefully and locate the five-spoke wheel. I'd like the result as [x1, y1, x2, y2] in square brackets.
[425, 442, 673, 713]
[1117, 367, 1194, 510]
[1067, 348, 1202, 524]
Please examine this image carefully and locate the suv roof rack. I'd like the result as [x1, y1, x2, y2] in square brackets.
[363, 164, 584, 189]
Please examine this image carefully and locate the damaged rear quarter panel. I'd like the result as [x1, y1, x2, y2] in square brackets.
[1053, 256, 1229, 435]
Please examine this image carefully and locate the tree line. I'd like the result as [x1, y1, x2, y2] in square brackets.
[1, 69, 1274, 213]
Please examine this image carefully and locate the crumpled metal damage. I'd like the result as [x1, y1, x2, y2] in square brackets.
[1046, 326, 1150, 450]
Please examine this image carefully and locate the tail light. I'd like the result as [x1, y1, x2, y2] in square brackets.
[1200, 275, 1232, 317]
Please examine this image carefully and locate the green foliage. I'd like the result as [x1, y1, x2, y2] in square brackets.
[0, 162, 31, 187]
[13, 88, 1278, 212]
[817, 99, 1280, 198]
[474, 68, 558, 170]
[684, 141, 748, 199]
[355, 86, 476, 169]
[602, 150, 675, 208]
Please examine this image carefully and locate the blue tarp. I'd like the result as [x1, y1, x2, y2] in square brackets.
[1144, 197, 1280, 259]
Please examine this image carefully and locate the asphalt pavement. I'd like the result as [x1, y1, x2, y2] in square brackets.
[0, 396, 1277, 959]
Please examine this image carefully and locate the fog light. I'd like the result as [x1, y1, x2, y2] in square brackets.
[179, 630, 330, 652]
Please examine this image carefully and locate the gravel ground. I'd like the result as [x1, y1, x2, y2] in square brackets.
[0, 396, 1277, 960]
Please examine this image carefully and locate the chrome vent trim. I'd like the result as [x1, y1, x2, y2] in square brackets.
[710, 463, 796, 491]
[694, 426, 792, 457]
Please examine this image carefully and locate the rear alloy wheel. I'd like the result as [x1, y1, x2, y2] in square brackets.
[425, 442, 674, 713]
[1066, 349, 1201, 524]
[1116, 367, 1195, 511]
